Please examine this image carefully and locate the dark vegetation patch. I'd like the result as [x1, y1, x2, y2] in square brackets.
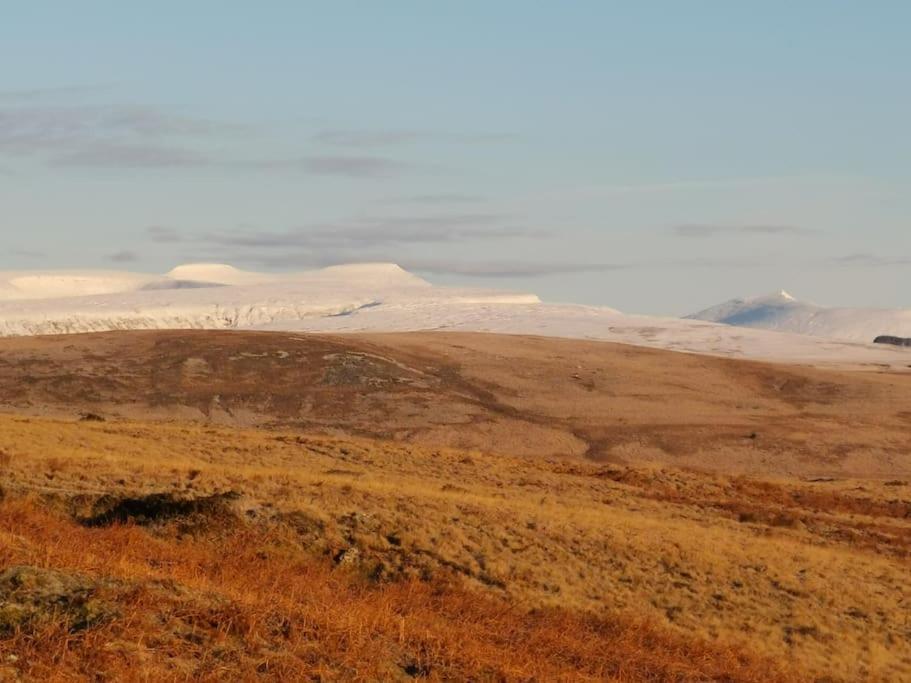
[79, 491, 241, 529]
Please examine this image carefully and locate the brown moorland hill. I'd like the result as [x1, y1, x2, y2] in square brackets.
[0, 330, 909, 477]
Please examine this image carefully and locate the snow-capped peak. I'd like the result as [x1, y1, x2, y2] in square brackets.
[746, 290, 798, 305]
[165, 263, 273, 286]
[688, 290, 911, 343]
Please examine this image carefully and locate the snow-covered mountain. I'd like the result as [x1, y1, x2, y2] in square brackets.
[0, 263, 431, 301]
[0, 263, 537, 336]
[687, 291, 911, 343]
[0, 269, 202, 301]
[0, 263, 906, 369]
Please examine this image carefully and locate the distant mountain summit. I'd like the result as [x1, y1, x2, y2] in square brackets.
[687, 292, 911, 342]
[687, 290, 807, 327]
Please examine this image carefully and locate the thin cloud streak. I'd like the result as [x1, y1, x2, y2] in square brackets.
[0, 102, 411, 176]
[673, 224, 814, 238]
[376, 193, 487, 206]
[0, 103, 245, 169]
[53, 143, 211, 167]
[6, 248, 45, 259]
[48, 146, 413, 175]
[402, 260, 625, 277]
[832, 252, 911, 267]
[1, 104, 442, 176]
[247, 156, 411, 178]
[525, 175, 841, 204]
[146, 226, 184, 243]
[313, 129, 516, 148]
[0, 84, 114, 101]
[0, 104, 238, 152]
[107, 250, 139, 263]
[199, 214, 539, 250]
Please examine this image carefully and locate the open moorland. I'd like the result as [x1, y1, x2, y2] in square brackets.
[0, 330, 910, 681]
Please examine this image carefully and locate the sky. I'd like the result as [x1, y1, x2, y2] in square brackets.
[1, 1, 908, 315]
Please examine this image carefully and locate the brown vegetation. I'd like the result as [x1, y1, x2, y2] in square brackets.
[0, 414, 908, 680]
[0, 330, 909, 478]
[0, 497, 793, 682]
[0, 330, 909, 680]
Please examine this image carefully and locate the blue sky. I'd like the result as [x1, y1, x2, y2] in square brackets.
[1, 1, 908, 314]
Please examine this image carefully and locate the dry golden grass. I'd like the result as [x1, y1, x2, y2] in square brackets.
[0, 497, 795, 682]
[1, 413, 909, 680]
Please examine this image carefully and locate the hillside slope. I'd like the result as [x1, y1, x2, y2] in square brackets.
[688, 291, 911, 342]
[0, 415, 813, 682]
[1, 330, 909, 478]
[1, 329, 910, 680]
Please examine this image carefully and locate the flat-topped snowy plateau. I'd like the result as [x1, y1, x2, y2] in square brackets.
[0, 263, 537, 336]
[0, 263, 907, 369]
[688, 290, 911, 343]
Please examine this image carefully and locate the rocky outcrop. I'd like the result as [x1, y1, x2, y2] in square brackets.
[874, 336, 911, 347]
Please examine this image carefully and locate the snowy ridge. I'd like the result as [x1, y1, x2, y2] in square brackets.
[0, 263, 906, 369]
[687, 291, 911, 342]
[0, 270, 178, 301]
[0, 263, 536, 337]
[256, 300, 910, 369]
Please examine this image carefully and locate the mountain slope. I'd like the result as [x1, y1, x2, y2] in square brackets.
[1, 329, 910, 478]
[687, 291, 911, 342]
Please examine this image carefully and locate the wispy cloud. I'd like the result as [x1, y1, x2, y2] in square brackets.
[313, 129, 516, 148]
[245, 155, 411, 178]
[0, 103, 239, 166]
[403, 255, 764, 277]
[666, 256, 762, 268]
[376, 193, 486, 206]
[107, 249, 139, 263]
[0, 100, 442, 177]
[526, 175, 834, 204]
[146, 226, 184, 243]
[151, 214, 775, 277]
[200, 214, 538, 250]
[832, 252, 911, 267]
[53, 143, 212, 168]
[673, 224, 814, 238]
[0, 104, 234, 150]
[400, 259, 624, 277]
[0, 84, 114, 102]
[48, 146, 410, 176]
[7, 248, 45, 259]
[0, 103, 415, 174]
[100, 106, 245, 137]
